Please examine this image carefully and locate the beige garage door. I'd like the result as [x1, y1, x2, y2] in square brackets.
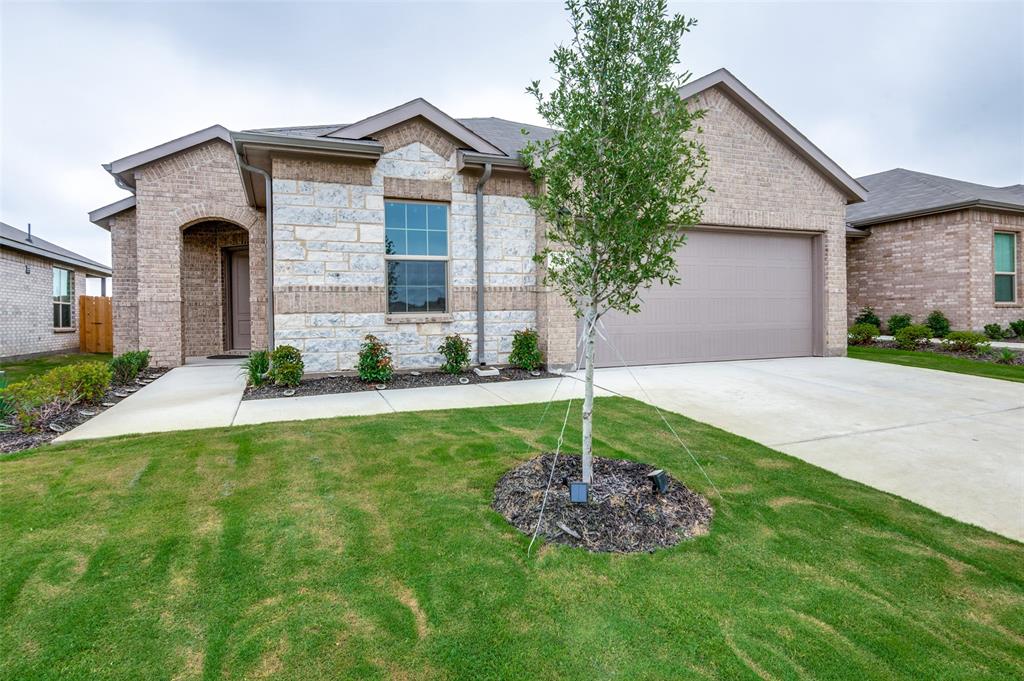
[585, 230, 815, 368]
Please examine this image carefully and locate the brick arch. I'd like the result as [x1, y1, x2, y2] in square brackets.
[174, 202, 263, 233]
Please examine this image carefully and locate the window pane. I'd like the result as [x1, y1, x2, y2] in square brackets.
[404, 261, 427, 286]
[995, 233, 1016, 272]
[53, 303, 60, 327]
[406, 204, 427, 230]
[387, 260, 447, 314]
[427, 286, 446, 312]
[426, 261, 446, 286]
[385, 227, 406, 255]
[995, 274, 1015, 302]
[406, 287, 428, 312]
[60, 304, 71, 328]
[428, 230, 447, 256]
[427, 204, 447, 230]
[53, 269, 61, 298]
[385, 202, 406, 229]
[406, 229, 428, 256]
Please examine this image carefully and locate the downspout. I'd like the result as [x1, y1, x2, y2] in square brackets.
[236, 155, 275, 352]
[475, 162, 493, 365]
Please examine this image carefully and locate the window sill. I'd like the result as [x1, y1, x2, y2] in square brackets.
[53, 328, 77, 334]
[994, 302, 1021, 307]
[386, 313, 453, 324]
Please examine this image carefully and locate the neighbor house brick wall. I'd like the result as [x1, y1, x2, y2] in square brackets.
[848, 209, 1024, 331]
[128, 139, 267, 366]
[270, 120, 539, 372]
[0, 248, 89, 359]
[690, 86, 850, 356]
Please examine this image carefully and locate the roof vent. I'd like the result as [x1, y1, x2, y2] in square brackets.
[26, 222, 32, 243]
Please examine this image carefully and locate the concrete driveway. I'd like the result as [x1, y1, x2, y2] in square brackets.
[589, 357, 1024, 541]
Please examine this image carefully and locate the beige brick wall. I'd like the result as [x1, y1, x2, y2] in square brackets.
[848, 209, 1024, 331]
[0, 247, 89, 359]
[110, 211, 139, 354]
[181, 221, 249, 357]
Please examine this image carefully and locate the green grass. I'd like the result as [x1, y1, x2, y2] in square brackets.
[849, 345, 1024, 383]
[2, 398, 1021, 680]
[0, 352, 112, 384]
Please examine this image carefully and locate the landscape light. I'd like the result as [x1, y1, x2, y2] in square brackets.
[569, 481, 589, 503]
[647, 469, 669, 494]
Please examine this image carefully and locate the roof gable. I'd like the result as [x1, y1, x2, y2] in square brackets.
[0, 222, 111, 275]
[104, 125, 232, 190]
[324, 99, 505, 156]
[678, 69, 866, 203]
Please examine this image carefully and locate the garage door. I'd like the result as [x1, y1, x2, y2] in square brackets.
[585, 230, 815, 367]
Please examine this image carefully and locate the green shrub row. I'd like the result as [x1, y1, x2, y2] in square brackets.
[109, 350, 150, 385]
[1, 361, 112, 432]
[854, 307, 952, 338]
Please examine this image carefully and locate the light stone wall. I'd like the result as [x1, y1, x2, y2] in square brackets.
[271, 131, 537, 372]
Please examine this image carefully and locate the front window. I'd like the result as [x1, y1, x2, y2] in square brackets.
[385, 200, 448, 313]
[994, 232, 1017, 303]
[53, 267, 74, 328]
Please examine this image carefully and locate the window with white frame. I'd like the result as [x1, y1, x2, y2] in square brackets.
[384, 200, 448, 313]
[994, 232, 1017, 303]
[53, 267, 74, 328]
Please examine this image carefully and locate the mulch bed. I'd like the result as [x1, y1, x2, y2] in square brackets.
[0, 369, 169, 455]
[874, 341, 1024, 365]
[493, 453, 714, 553]
[243, 367, 558, 401]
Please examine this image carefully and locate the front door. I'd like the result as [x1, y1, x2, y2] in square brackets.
[230, 249, 251, 350]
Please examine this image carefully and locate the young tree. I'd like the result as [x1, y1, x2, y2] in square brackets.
[523, 0, 708, 484]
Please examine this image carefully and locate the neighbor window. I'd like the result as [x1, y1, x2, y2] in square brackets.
[52, 267, 74, 328]
[384, 200, 448, 313]
[994, 232, 1017, 303]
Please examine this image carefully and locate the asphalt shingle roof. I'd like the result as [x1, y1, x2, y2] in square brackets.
[847, 168, 1024, 226]
[0, 222, 111, 274]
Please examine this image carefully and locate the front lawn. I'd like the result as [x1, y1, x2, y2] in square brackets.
[2, 398, 1021, 680]
[849, 345, 1024, 383]
[0, 352, 112, 384]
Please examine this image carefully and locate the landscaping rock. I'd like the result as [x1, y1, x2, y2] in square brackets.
[493, 453, 713, 553]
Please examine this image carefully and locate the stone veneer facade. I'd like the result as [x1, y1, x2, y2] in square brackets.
[0, 248, 88, 359]
[847, 209, 1024, 330]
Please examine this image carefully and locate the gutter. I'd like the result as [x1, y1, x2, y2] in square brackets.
[475, 162, 493, 365]
[849, 198, 1024, 228]
[233, 148, 276, 354]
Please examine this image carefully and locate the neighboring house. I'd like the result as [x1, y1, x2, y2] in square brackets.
[0, 222, 112, 360]
[847, 169, 1024, 330]
[88, 68, 866, 370]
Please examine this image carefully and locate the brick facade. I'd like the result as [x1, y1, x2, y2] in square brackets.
[0, 248, 88, 359]
[848, 209, 1024, 331]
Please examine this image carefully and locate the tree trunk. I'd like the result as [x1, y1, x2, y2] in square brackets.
[581, 303, 597, 484]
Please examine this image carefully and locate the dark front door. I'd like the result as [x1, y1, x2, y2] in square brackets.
[230, 249, 251, 350]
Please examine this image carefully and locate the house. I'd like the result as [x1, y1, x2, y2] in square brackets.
[88, 68, 866, 371]
[847, 169, 1024, 330]
[0, 222, 112, 360]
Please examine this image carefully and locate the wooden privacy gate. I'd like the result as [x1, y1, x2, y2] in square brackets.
[79, 296, 113, 353]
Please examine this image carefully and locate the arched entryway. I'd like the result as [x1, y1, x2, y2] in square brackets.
[181, 220, 251, 357]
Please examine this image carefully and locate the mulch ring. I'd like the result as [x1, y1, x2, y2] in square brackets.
[0, 368, 169, 454]
[493, 453, 714, 554]
[875, 341, 1024, 365]
[243, 367, 557, 401]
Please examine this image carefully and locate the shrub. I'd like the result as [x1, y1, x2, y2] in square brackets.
[357, 335, 393, 383]
[242, 350, 271, 387]
[2, 362, 109, 432]
[438, 334, 472, 375]
[0, 372, 12, 425]
[848, 322, 880, 346]
[509, 328, 544, 371]
[1009, 319, 1024, 338]
[995, 348, 1017, 365]
[894, 324, 931, 350]
[941, 331, 990, 354]
[269, 345, 304, 387]
[886, 314, 913, 336]
[109, 350, 150, 385]
[44, 362, 112, 402]
[854, 307, 881, 328]
[925, 310, 950, 338]
[983, 323, 1007, 340]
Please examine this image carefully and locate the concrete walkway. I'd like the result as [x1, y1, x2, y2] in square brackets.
[55, 357, 1023, 540]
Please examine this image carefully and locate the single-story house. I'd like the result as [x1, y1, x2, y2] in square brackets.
[847, 169, 1024, 330]
[88, 68, 866, 371]
[1, 222, 112, 360]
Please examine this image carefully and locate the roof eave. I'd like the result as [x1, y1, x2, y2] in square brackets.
[88, 196, 137, 230]
[679, 68, 868, 204]
[0, 236, 112, 276]
[104, 125, 234, 188]
[849, 199, 1024, 228]
[456, 150, 527, 172]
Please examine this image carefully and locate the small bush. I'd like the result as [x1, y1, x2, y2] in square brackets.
[44, 362, 112, 402]
[848, 323, 880, 346]
[242, 350, 271, 387]
[1009, 319, 1024, 338]
[983, 323, 1007, 340]
[887, 314, 913, 336]
[854, 307, 881, 328]
[1, 361, 109, 432]
[894, 324, 931, 350]
[357, 335, 393, 383]
[941, 331, 990, 354]
[269, 345, 304, 387]
[509, 328, 544, 371]
[0, 372, 12, 424]
[109, 350, 150, 385]
[438, 334, 472, 375]
[995, 348, 1017, 365]
[925, 310, 950, 338]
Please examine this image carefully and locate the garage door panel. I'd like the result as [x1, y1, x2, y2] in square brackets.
[588, 230, 815, 367]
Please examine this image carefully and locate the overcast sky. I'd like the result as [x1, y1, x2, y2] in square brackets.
[2, 0, 1022, 267]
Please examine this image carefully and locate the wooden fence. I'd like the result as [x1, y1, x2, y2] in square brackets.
[79, 296, 113, 354]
